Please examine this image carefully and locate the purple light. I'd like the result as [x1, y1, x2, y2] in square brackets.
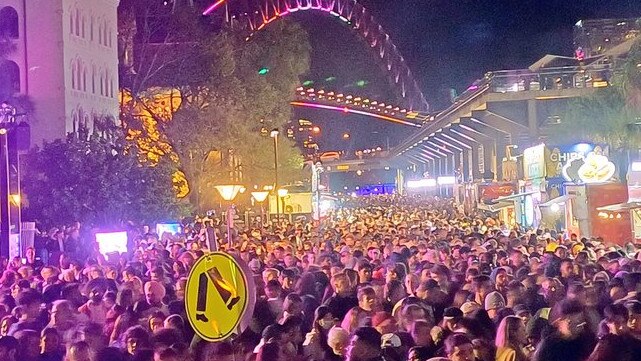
[203, 0, 226, 15]
[290, 101, 421, 127]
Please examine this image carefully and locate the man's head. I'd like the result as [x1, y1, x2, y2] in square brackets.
[346, 327, 382, 361]
[144, 281, 166, 306]
[0, 336, 18, 361]
[372, 311, 397, 335]
[411, 319, 432, 347]
[328, 326, 350, 356]
[627, 301, 641, 335]
[604, 303, 629, 335]
[332, 273, 352, 296]
[472, 275, 492, 299]
[358, 286, 378, 312]
[444, 333, 474, 361]
[16, 289, 42, 319]
[553, 299, 586, 338]
[356, 261, 373, 284]
[484, 291, 506, 318]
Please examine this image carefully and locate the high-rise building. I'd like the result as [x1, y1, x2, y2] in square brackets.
[0, 0, 120, 145]
[574, 18, 641, 58]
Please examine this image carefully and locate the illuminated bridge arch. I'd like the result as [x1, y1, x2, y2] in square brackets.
[204, 0, 429, 111]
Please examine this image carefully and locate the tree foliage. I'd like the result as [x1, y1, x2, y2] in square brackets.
[21, 136, 190, 228]
[118, 2, 311, 211]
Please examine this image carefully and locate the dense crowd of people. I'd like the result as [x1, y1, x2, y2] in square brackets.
[1, 195, 641, 361]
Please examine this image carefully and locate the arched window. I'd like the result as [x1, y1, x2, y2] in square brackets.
[91, 66, 96, 93]
[100, 71, 104, 96]
[0, 7, 19, 39]
[70, 10, 74, 35]
[108, 29, 112, 48]
[103, 21, 107, 46]
[75, 10, 80, 36]
[110, 78, 114, 98]
[90, 16, 94, 41]
[76, 61, 82, 91]
[98, 22, 102, 44]
[104, 70, 109, 97]
[82, 68, 87, 91]
[71, 61, 76, 89]
[0, 61, 20, 94]
[82, 16, 86, 38]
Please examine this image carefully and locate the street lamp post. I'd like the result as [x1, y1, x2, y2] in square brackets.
[215, 184, 243, 250]
[251, 191, 269, 226]
[0, 103, 17, 259]
[277, 188, 289, 223]
[270, 129, 280, 221]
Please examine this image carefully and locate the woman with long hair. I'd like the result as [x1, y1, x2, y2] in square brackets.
[495, 315, 528, 361]
[303, 306, 336, 361]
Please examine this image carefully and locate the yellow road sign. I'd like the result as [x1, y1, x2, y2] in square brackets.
[185, 252, 254, 342]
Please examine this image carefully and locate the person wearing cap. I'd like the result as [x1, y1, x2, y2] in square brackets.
[485, 291, 506, 322]
[460, 301, 481, 317]
[372, 311, 397, 336]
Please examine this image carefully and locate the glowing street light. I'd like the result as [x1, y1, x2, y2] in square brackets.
[251, 191, 269, 202]
[343, 133, 350, 139]
[277, 188, 290, 223]
[215, 184, 243, 249]
[251, 191, 270, 224]
[215, 185, 243, 202]
[312, 126, 321, 133]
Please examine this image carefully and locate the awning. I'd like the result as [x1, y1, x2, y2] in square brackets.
[494, 191, 537, 203]
[477, 202, 514, 213]
[597, 201, 641, 212]
[528, 54, 579, 71]
[539, 194, 576, 207]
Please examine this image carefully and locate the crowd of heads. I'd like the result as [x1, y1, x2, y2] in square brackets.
[1, 195, 641, 361]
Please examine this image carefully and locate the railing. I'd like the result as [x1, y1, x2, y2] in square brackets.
[487, 64, 613, 93]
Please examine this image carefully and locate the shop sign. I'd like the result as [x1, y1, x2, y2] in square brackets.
[523, 144, 546, 180]
[562, 150, 615, 184]
[477, 183, 517, 202]
[547, 144, 604, 179]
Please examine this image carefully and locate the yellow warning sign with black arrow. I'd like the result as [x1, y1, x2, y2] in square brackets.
[185, 252, 255, 342]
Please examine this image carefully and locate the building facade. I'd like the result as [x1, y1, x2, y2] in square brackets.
[0, 0, 119, 145]
[574, 18, 641, 58]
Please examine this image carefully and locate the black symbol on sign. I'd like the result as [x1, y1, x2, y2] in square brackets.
[196, 266, 241, 322]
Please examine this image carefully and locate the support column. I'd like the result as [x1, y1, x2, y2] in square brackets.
[471, 146, 481, 181]
[462, 149, 471, 182]
[527, 99, 538, 141]
[483, 141, 494, 180]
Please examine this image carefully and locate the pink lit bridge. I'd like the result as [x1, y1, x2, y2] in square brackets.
[202, 0, 430, 113]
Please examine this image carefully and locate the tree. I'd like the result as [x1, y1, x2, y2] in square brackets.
[21, 135, 190, 228]
[165, 21, 310, 210]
